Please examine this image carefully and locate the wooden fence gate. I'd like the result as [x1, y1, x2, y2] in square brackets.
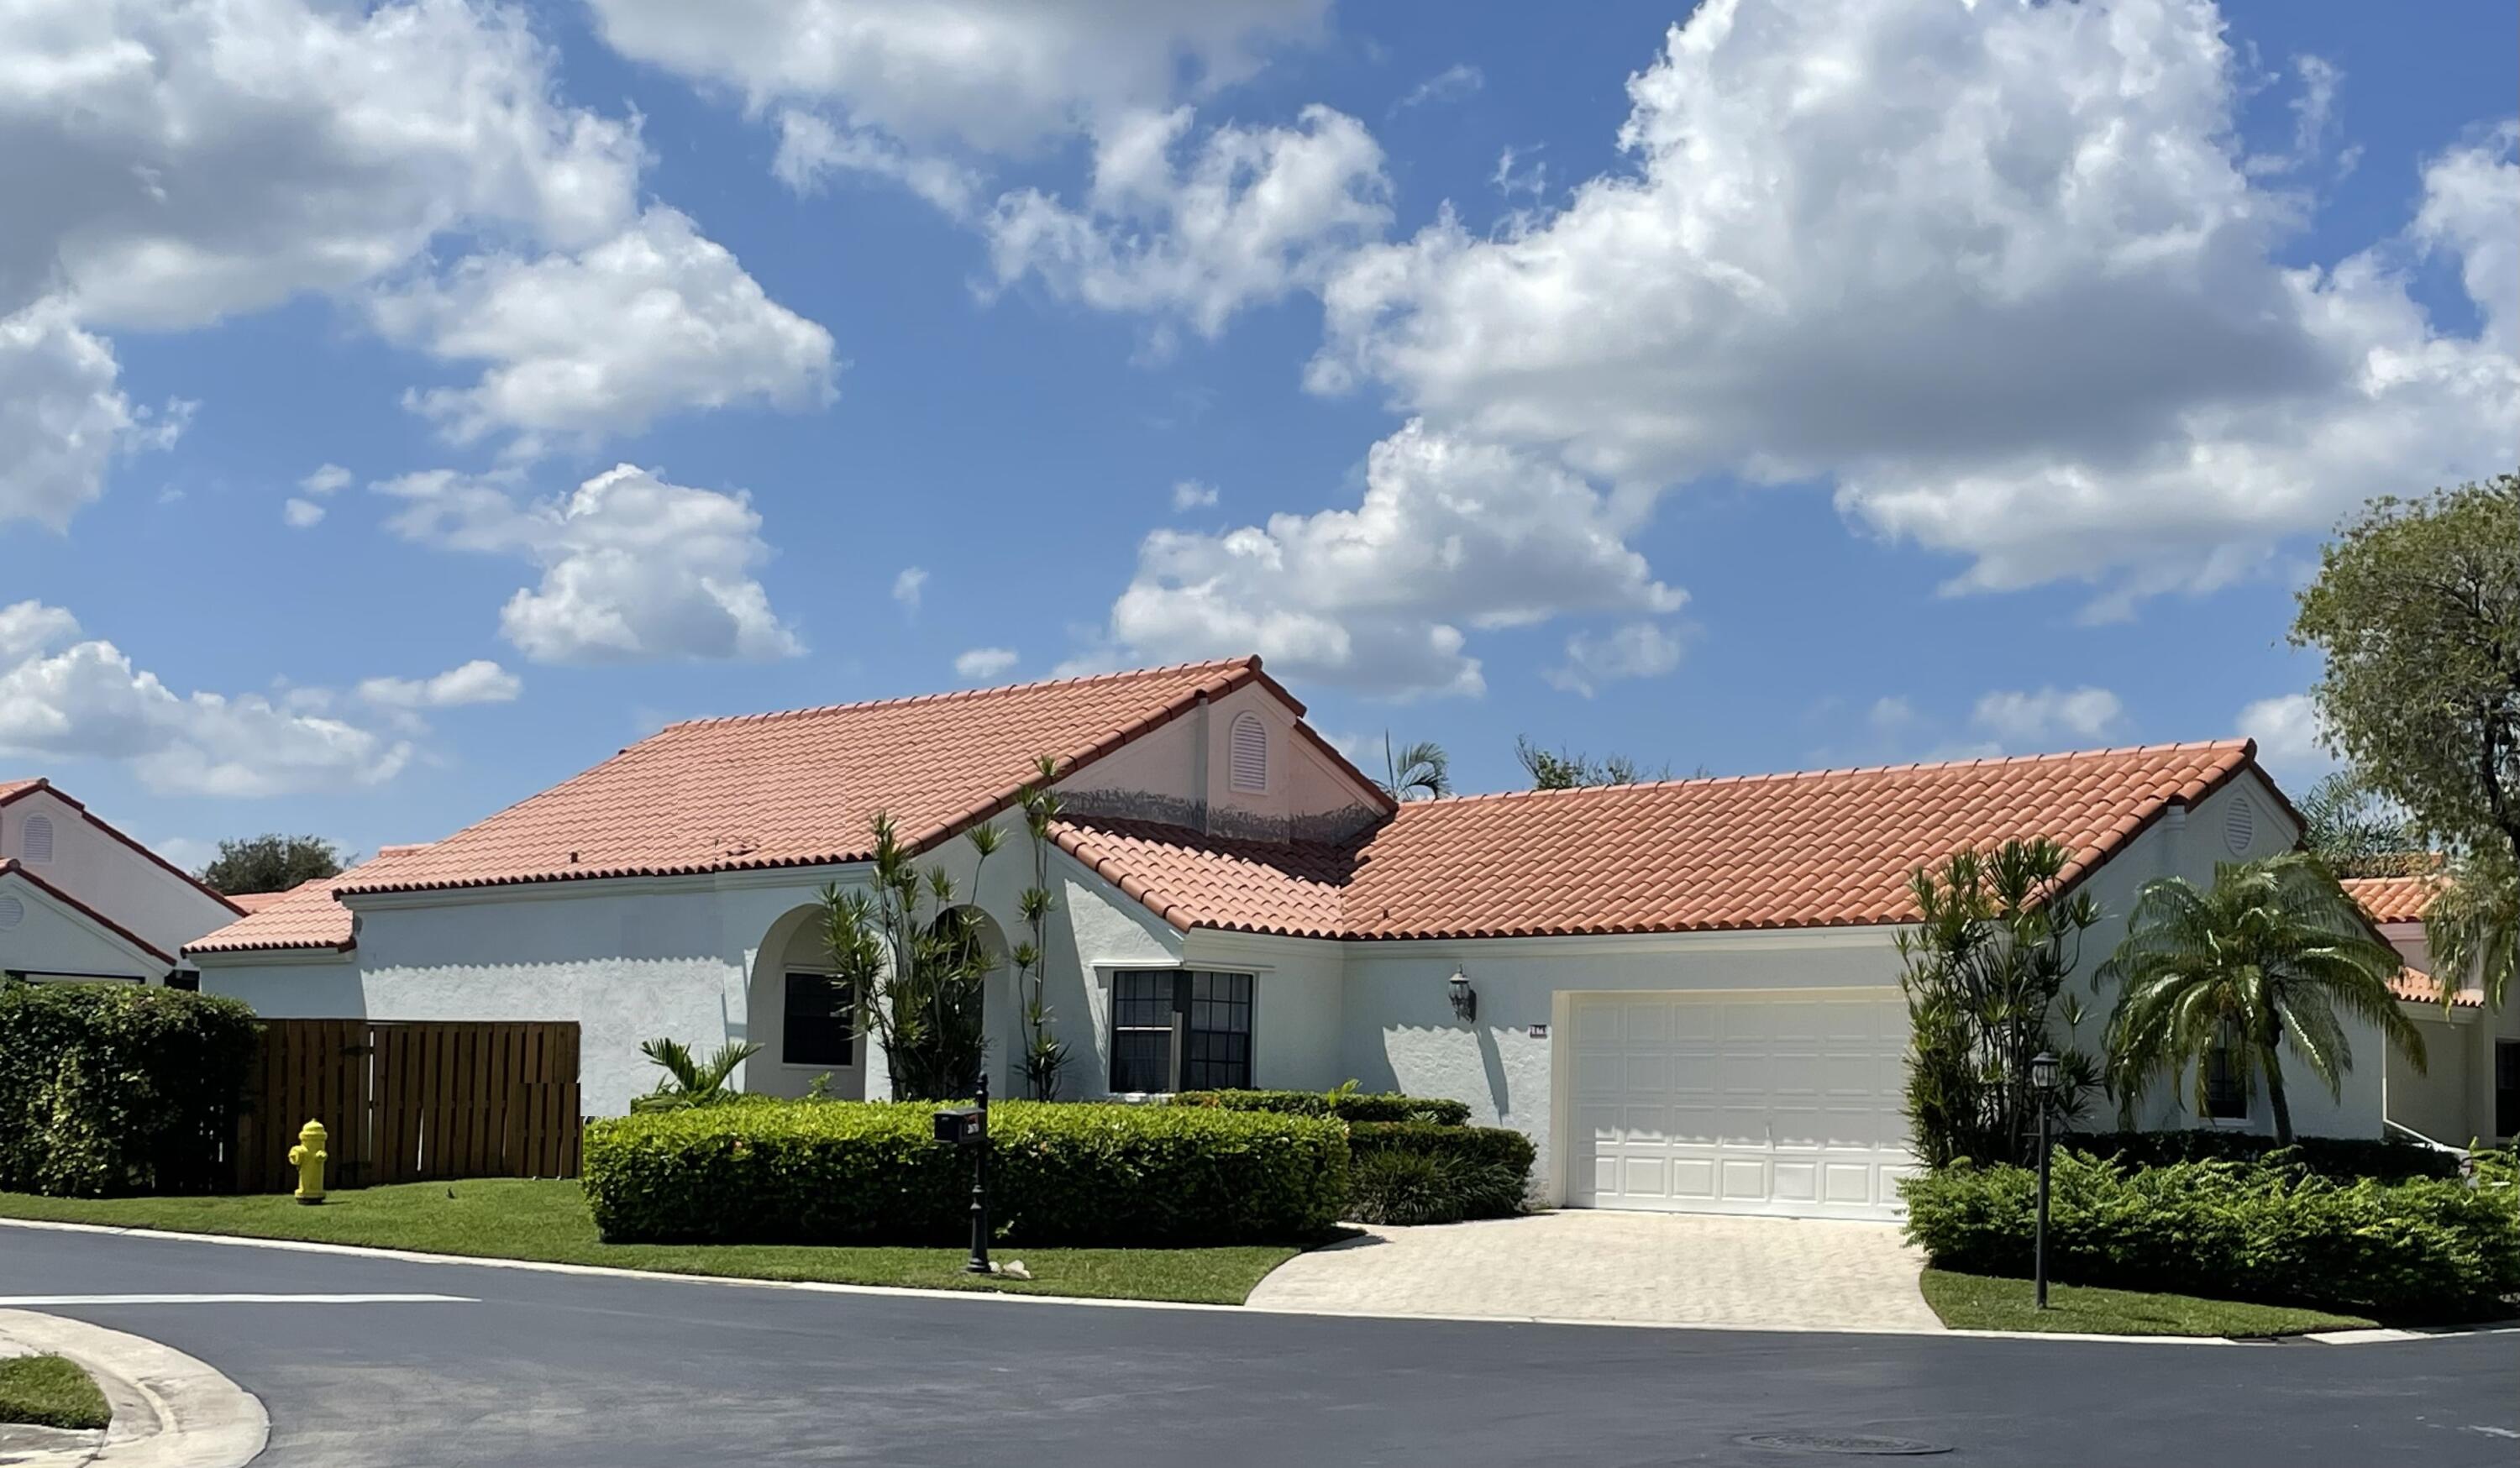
[235, 1020, 581, 1193]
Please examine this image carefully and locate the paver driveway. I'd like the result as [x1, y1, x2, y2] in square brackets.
[1245, 1210, 1943, 1331]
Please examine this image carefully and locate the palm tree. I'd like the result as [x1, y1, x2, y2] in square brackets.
[630, 1035, 762, 1112]
[2098, 853, 2424, 1144]
[1381, 735, 1452, 801]
[2427, 847, 2517, 1010]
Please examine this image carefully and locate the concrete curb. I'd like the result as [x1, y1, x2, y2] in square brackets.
[3, 1215, 2514, 1349]
[0, 1309, 267, 1467]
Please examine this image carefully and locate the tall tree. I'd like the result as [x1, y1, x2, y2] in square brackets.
[199, 834, 344, 894]
[2099, 854, 2423, 1145]
[1378, 736, 1452, 801]
[2293, 472, 2520, 1004]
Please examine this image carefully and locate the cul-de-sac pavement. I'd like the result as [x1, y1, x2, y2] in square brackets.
[4, 1224, 2515, 1467]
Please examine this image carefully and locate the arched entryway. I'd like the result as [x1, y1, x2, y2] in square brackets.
[747, 904, 865, 1099]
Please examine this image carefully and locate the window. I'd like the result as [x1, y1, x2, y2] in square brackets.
[1228, 712, 1268, 794]
[2498, 1041, 2519, 1140]
[2203, 1038, 2249, 1120]
[19, 815, 51, 864]
[782, 972, 854, 1067]
[1110, 969, 1254, 1093]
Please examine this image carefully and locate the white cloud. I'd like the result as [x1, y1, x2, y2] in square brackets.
[149, 836, 218, 874]
[1543, 621, 1685, 697]
[380, 464, 802, 664]
[1079, 419, 1686, 698]
[301, 464, 353, 495]
[358, 660, 522, 710]
[1867, 695, 1920, 736]
[986, 104, 1390, 343]
[770, 111, 987, 217]
[1307, 0, 2519, 615]
[1171, 479, 1220, 511]
[1971, 687, 2127, 747]
[0, 300, 158, 529]
[583, 0, 1330, 155]
[281, 498, 327, 528]
[2236, 691, 2335, 789]
[953, 647, 1019, 681]
[1392, 63, 1483, 115]
[370, 207, 837, 452]
[1489, 144, 1548, 200]
[891, 567, 927, 614]
[0, 603, 411, 797]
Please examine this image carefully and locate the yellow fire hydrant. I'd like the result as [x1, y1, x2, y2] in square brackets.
[287, 1119, 328, 1205]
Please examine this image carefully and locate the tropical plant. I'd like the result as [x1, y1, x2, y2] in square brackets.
[629, 1035, 762, 1113]
[1011, 756, 1072, 1099]
[817, 813, 1000, 1101]
[1513, 735, 1670, 789]
[2426, 844, 2518, 1012]
[1896, 838, 2100, 1169]
[1378, 736, 1452, 801]
[2098, 853, 2424, 1145]
[199, 833, 344, 894]
[2294, 770, 2428, 878]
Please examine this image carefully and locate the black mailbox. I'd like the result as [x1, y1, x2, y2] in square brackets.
[934, 1104, 984, 1146]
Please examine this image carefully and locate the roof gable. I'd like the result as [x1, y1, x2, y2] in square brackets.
[0, 779, 243, 916]
[2, 858, 176, 968]
[336, 658, 1317, 898]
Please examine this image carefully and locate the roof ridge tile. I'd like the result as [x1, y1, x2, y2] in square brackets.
[657, 656, 1259, 732]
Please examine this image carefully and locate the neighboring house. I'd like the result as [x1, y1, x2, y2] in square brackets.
[190, 656, 2387, 1220]
[0, 779, 244, 985]
[2346, 875, 2517, 1149]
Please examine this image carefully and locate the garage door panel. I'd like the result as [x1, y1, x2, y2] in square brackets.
[1568, 991, 1914, 1221]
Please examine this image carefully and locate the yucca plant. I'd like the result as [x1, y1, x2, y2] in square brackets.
[630, 1035, 762, 1113]
[1012, 757, 1071, 1099]
[2099, 852, 2424, 1144]
[817, 812, 1000, 1102]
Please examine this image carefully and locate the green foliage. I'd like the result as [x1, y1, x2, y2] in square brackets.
[2294, 770, 2428, 878]
[629, 1035, 761, 1113]
[2427, 845, 2517, 1013]
[0, 1355, 112, 1431]
[581, 1100, 1349, 1246]
[0, 981, 258, 1196]
[2060, 1130, 2460, 1182]
[1014, 757, 1072, 1098]
[1345, 1120, 1534, 1224]
[199, 832, 344, 894]
[1515, 735, 1668, 789]
[1896, 839, 2099, 1170]
[1170, 1086, 1474, 1126]
[817, 814, 999, 1102]
[1378, 736, 1452, 801]
[1901, 1151, 2520, 1320]
[2099, 853, 2422, 1144]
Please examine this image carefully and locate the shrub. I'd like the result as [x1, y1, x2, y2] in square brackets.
[2061, 1129, 2461, 1182]
[1902, 1151, 2520, 1320]
[1171, 1087, 1473, 1126]
[1346, 1121, 1535, 1224]
[583, 1099, 1347, 1246]
[0, 981, 258, 1197]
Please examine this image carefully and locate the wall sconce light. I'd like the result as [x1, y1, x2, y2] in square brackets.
[1446, 967, 1477, 1023]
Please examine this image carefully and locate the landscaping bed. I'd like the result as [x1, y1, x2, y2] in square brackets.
[1918, 1271, 2376, 1338]
[0, 1182, 1300, 1304]
[0, 1354, 111, 1431]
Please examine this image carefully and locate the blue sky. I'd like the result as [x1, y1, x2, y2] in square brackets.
[3, 0, 2513, 873]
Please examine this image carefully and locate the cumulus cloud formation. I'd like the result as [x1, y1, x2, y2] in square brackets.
[0, 601, 412, 797]
[1307, 0, 2518, 614]
[0, 301, 174, 529]
[987, 104, 1390, 344]
[1082, 420, 1685, 697]
[953, 647, 1020, 681]
[1544, 621, 1686, 698]
[358, 660, 523, 710]
[1972, 687, 2128, 747]
[2235, 691, 2336, 789]
[380, 465, 803, 664]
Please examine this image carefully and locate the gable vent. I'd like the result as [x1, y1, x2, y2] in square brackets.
[0, 895, 19, 929]
[1228, 712, 1268, 794]
[2223, 797, 2255, 856]
[19, 815, 52, 864]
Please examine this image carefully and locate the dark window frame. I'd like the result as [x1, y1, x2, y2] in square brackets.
[782, 970, 856, 1068]
[2496, 1040, 2519, 1140]
[2202, 1038, 2250, 1121]
[1109, 969, 1254, 1093]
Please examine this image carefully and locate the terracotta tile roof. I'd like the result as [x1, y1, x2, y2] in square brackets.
[220, 890, 289, 914]
[0, 779, 43, 801]
[1061, 741, 2265, 941]
[336, 658, 1378, 898]
[2386, 967, 2482, 1008]
[2, 857, 175, 966]
[2341, 874, 2441, 925]
[186, 873, 365, 954]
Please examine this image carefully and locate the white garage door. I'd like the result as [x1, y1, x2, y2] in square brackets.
[1567, 991, 1915, 1220]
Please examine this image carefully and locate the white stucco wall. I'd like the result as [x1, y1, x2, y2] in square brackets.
[1, 874, 165, 980]
[2, 789, 235, 971]
[1054, 682, 1382, 843]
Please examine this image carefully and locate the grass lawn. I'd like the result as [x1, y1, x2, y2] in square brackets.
[0, 1355, 111, 1432]
[0, 1181, 1299, 1306]
[1919, 1269, 2377, 1338]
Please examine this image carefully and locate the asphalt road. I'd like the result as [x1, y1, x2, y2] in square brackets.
[2, 1224, 2514, 1468]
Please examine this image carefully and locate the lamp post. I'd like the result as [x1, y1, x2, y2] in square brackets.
[2029, 1051, 2058, 1310]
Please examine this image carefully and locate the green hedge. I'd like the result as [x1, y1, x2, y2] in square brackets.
[583, 1099, 1348, 1246]
[2061, 1129, 2461, 1182]
[1346, 1121, 1534, 1224]
[1902, 1151, 2520, 1320]
[0, 982, 258, 1197]
[1170, 1087, 1473, 1126]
